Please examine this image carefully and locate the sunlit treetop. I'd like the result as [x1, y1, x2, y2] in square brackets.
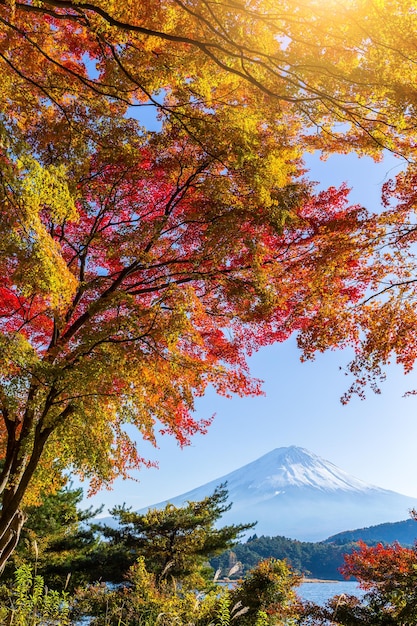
[1, 0, 417, 158]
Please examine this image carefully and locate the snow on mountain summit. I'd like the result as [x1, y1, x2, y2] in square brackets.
[139, 446, 417, 541]
[233, 446, 375, 493]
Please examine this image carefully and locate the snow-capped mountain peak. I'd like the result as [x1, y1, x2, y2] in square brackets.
[138, 446, 417, 541]
[246, 446, 375, 493]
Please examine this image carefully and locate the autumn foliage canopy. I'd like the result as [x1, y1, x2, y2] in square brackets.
[0, 0, 417, 570]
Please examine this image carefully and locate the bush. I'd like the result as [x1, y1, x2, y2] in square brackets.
[73, 556, 303, 626]
[0, 563, 70, 625]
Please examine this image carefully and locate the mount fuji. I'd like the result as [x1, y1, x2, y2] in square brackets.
[140, 446, 417, 542]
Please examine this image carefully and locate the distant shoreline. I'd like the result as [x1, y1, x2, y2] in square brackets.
[219, 577, 343, 585]
[301, 578, 342, 584]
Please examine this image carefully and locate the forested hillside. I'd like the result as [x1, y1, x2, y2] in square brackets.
[211, 519, 417, 581]
[210, 535, 352, 580]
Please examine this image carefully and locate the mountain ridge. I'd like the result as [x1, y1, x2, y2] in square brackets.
[324, 518, 417, 546]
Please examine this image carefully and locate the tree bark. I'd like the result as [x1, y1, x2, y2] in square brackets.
[0, 509, 26, 574]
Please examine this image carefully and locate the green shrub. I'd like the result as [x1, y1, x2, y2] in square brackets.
[0, 563, 70, 625]
[72, 556, 303, 626]
[73, 556, 220, 626]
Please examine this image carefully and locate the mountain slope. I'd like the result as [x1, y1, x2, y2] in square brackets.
[140, 446, 417, 542]
[325, 518, 417, 546]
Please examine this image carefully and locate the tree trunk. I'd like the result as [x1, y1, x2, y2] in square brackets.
[0, 509, 26, 574]
[0, 418, 56, 574]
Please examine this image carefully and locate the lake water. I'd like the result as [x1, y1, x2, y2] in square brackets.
[298, 581, 364, 605]
[221, 579, 364, 606]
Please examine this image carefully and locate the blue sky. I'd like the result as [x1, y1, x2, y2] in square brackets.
[81, 148, 417, 518]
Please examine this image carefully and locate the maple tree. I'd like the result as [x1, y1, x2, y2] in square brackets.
[0, 0, 417, 574]
[0, 113, 372, 572]
[341, 540, 417, 589]
[337, 541, 417, 625]
[299, 539, 417, 626]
